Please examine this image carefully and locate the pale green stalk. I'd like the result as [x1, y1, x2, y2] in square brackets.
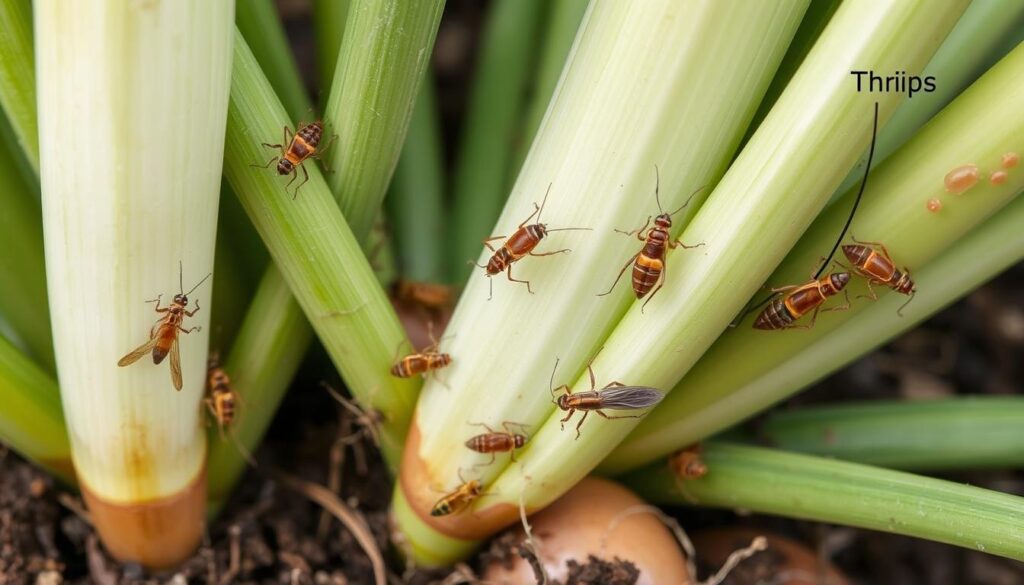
[0, 0, 37, 172]
[832, 0, 1024, 198]
[324, 0, 446, 245]
[0, 333, 71, 484]
[237, 0, 311, 121]
[624, 443, 1024, 561]
[36, 1, 234, 565]
[386, 78, 446, 282]
[760, 397, 1024, 471]
[449, 0, 545, 281]
[212, 0, 319, 500]
[481, 0, 964, 522]
[740, 0, 840, 142]
[223, 33, 417, 468]
[512, 0, 590, 170]
[312, 0, 350, 94]
[0, 132, 51, 369]
[394, 0, 812, 565]
[606, 44, 1024, 473]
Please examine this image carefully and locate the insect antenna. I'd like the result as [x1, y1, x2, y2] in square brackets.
[549, 358, 562, 404]
[185, 271, 213, 296]
[653, 164, 704, 217]
[668, 185, 706, 217]
[535, 183, 553, 223]
[544, 226, 593, 233]
[815, 101, 879, 279]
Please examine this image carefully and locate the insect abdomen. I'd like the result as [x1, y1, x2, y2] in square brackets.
[754, 298, 796, 330]
[631, 254, 663, 298]
[297, 121, 322, 148]
[466, 434, 515, 453]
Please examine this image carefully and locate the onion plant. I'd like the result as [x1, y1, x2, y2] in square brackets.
[2, 0, 1024, 577]
[35, 1, 234, 569]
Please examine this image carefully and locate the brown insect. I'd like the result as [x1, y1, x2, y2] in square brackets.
[599, 167, 704, 311]
[430, 471, 484, 517]
[205, 354, 236, 428]
[670, 444, 707, 480]
[204, 354, 256, 465]
[752, 271, 850, 330]
[464, 421, 529, 466]
[118, 264, 211, 391]
[389, 322, 451, 379]
[549, 357, 664, 439]
[392, 279, 453, 312]
[841, 237, 915, 315]
[253, 120, 336, 198]
[474, 185, 591, 299]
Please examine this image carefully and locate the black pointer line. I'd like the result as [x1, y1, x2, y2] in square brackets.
[735, 100, 881, 325]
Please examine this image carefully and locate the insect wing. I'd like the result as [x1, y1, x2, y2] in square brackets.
[169, 336, 183, 391]
[117, 336, 159, 367]
[597, 386, 664, 410]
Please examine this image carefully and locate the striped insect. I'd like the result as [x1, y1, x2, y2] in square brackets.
[204, 354, 255, 465]
[549, 358, 664, 439]
[431, 471, 484, 517]
[389, 322, 451, 379]
[598, 167, 704, 311]
[253, 120, 336, 198]
[464, 421, 529, 467]
[118, 264, 211, 391]
[841, 237, 915, 315]
[474, 185, 591, 299]
[753, 271, 850, 331]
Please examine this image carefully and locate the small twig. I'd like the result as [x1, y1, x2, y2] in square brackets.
[86, 535, 118, 585]
[57, 493, 93, 525]
[702, 536, 767, 585]
[275, 471, 387, 585]
[317, 414, 352, 541]
[518, 493, 548, 585]
[217, 524, 242, 585]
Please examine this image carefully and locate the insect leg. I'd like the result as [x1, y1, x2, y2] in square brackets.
[597, 253, 640, 297]
[595, 410, 644, 421]
[529, 248, 570, 257]
[179, 326, 201, 334]
[850, 235, 892, 260]
[559, 408, 575, 429]
[789, 306, 822, 330]
[284, 167, 300, 190]
[469, 421, 496, 433]
[250, 155, 280, 169]
[518, 202, 542, 229]
[504, 264, 533, 294]
[574, 411, 589, 440]
[184, 300, 201, 317]
[481, 235, 506, 252]
[147, 295, 167, 312]
[613, 216, 651, 239]
[314, 134, 338, 170]
[668, 239, 705, 250]
[282, 125, 293, 149]
[641, 266, 666, 313]
[857, 279, 879, 302]
[821, 290, 851, 313]
[292, 165, 310, 199]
